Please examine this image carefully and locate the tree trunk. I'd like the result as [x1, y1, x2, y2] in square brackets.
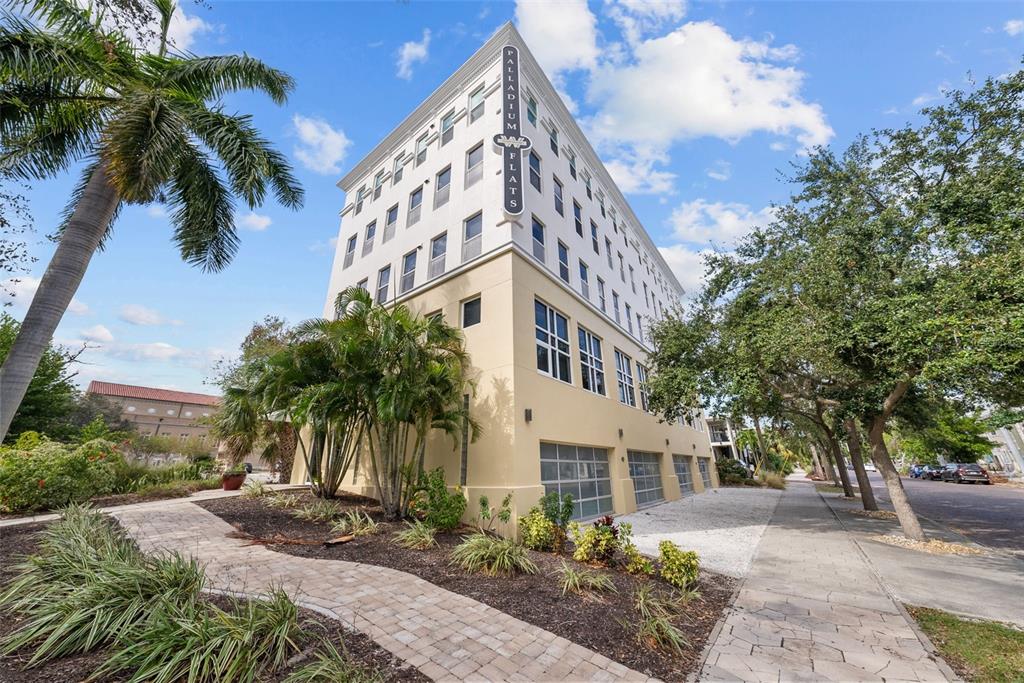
[815, 440, 840, 486]
[0, 164, 119, 442]
[809, 443, 826, 479]
[826, 431, 856, 498]
[866, 415, 925, 541]
[752, 415, 769, 471]
[844, 418, 878, 511]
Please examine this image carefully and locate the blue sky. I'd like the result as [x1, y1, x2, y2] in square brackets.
[3, 0, 1022, 394]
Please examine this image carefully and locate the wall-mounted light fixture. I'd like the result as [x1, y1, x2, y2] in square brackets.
[525, 408, 532, 423]
[665, 438, 670, 446]
[618, 428, 623, 439]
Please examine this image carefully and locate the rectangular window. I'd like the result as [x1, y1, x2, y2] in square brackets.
[535, 300, 572, 383]
[557, 241, 570, 283]
[462, 211, 483, 261]
[573, 201, 583, 236]
[591, 222, 600, 254]
[629, 265, 636, 293]
[408, 186, 423, 226]
[400, 250, 417, 294]
[465, 142, 484, 188]
[540, 443, 612, 521]
[415, 133, 428, 166]
[440, 109, 455, 146]
[434, 166, 451, 208]
[468, 84, 485, 123]
[628, 450, 664, 507]
[549, 126, 559, 156]
[674, 455, 694, 494]
[527, 96, 538, 126]
[698, 458, 712, 489]
[462, 296, 481, 328]
[598, 194, 605, 218]
[383, 203, 398, 242]
[615, 349, 636, 407]
[578, 326, 605, 396]
[356, 278, 368, 291]
[643, 282, 649, 307]
[584, 174, 592, 200]
[343, 235, 356, 269]
[597, 277, 606, 312]
[618, 252, 625, 282]
[392, 154, 404, 185]
[578, 259, 590, 299]
[362, 220, 376, 256]
[528, 151, 541, 192]
[637, 314, 644, 342]
[613, 291, 621, 324]
[375, 265, 391, 304]
[553, 177, 564, 216]
[626, 303, 633, 334]
[637, 363, 651, 412]
[531, 215, 545, 263]
[429, 232, 447, 279]
[373, 170, 385, 200]
[605, 238, 613, 268]
[354, 185, 366, 214]
[568, 151, 577, 180]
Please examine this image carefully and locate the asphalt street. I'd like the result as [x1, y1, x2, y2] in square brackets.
[866, 471, 1024, 552]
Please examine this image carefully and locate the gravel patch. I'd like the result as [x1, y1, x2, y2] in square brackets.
[617, 487, 782, 578]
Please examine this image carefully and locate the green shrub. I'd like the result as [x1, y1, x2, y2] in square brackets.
[291, 498, 343, 523]
[570, 516, 619, 564]
[0, 439, 124, 512]
[241, 480, 272, 498]
[555, 560, 616, 596]
[416, 468, 466, 531]
[620, 523, 654, 575]
[658, 540, 699, 590]
[476, 492, 513, 532]
[450, 533, 537, 576]
[393, 520, 439, 550]
[331, 511, 379, 537]
[519, 507, 556, 551]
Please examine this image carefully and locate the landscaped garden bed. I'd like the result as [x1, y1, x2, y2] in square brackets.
[198, 490, 737, 681]
[0, 511, 425, 683]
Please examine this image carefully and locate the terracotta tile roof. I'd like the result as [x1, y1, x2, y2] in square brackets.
[86, 381, 221, 407]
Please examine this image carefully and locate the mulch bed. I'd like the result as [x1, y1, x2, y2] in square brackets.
[198, 493, 737, 681]
[0, 483, 220, 521]
[0, 520, 426, 682]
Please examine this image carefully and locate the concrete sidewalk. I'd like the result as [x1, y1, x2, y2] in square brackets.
[700, 481, 950, 682]
[822, 492, 1024, 628]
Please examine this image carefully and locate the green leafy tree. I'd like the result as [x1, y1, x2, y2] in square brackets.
[897, 402, 995, 465]
[0, 0, 303, 442]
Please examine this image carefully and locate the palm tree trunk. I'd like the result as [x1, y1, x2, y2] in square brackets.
[844, 418, 878, 511]
[866, 414, 925, 541]
[0, 164, 119, 442]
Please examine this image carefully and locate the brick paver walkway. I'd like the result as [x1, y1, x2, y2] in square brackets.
[111, 501, 652, 682]
[699, 481, 950, 682]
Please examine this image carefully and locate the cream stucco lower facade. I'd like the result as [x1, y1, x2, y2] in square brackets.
[291, 246, 718, 534]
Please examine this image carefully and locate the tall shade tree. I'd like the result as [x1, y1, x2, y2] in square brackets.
[0, 0, 303, 441]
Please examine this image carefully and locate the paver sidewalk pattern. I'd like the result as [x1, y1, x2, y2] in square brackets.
[700, 481, 950, 682]
[111, 501, 653, 682]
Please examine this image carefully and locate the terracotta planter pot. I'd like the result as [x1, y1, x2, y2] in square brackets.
[221, 472, 247, 491]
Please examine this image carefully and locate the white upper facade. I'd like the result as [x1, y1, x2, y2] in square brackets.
[324, 23, 684, 347]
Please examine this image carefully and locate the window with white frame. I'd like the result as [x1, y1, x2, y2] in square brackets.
[462, 211, 482, 261]
[540, 442, 612, 521]
[354, 185, 366, 214]
[598, 194, 605, 218]
[384, 204, 398, 242]
[465, 142, 483, 188]
[375, 265, 391, 304]
[429, 232, 447, 279]
[628, 450, 664, 507]
[531, 215, 545, 262]
[584, 174, 592, 200]
[528, 151, 541, 191]
[526, 96, 538, 126]
[392, 154, 404, 184]
[573, 201, 583, 236]
[468, 84, 485, 122]
[568, 151, 577, 179]
[415, 133, 428, 166]
[629, 265, 636, 293]
[362, 220, 376, 256]
[535, 299, 571, 383]
[613, 291, 621, 324]
[626, 303, 633, 334]
[605, 238, 613, 268]
[597, 277, 606, 312]
[343, 235, 356, 268]
[549, 126, 559, 156]
[637, 363, 651, 412]
[373, 170, 385, 200]
[557, 241, 570, 283]
[434, 166, 451, 208]
[553, 176, 564, 216]
[356, 278, 368, 291]
[618, 252, 625, 282]
[440, 109, 455, 146]
[400, 249, 417, 294]
[578, 326, 605, 396]
[408, 186, 423, 226]
[578, 259, 590, 298]
[615, 349, 636, 406]
[591, 222, 600, 254]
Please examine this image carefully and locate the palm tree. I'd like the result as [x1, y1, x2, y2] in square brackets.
[0, 0, 303, 441]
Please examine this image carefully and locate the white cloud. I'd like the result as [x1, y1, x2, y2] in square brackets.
[118, 304, 182, 327]
[237, 211, 272, 231]
[80, 324, 114, 343]
[706, 160, 731, 181]
[396, 29, 431, 80]
[606, 0, 688, 46]
[1004, 19, 1024, 36]
[657, 244, 713, 298]
[769, 141, 788, 151]
[1, 276, 89, 315]
[146, 205, 167, 218]
[588, 22, 832, 152]
[516, 0, 599, 76]
[292, 114, 351, 175]
[308, 236, 339, 253]
[604, 149, 676, 194]
[165, 5, 212, 51]
[106, 341, 184, 362]
[670, 199, 775, 245]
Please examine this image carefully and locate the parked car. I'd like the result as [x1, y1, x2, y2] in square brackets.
[940, 463, 992, 484]
[919, 464, 945, 480]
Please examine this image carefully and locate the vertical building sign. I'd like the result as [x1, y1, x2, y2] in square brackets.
[493, 45, 531, 216]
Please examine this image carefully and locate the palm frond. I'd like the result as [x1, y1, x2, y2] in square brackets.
[158, 54, 296, 104]
[102, 91, 189, 202]
[165, 142, 238, 272]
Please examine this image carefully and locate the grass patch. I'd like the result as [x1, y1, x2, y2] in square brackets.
[331, 511, 379, 537]
[554, 560, 616, 597]
[284, 638, 382, 683]
[291, 499, 343, 524]
[392, 520, 438, 550]
[908, 606, 1024, 682]
[450, 533, 538, 576]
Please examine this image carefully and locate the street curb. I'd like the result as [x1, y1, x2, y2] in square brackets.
[815, 488, 961, 683]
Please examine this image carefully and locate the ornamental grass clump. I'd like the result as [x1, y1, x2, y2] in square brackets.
[631, 583, 689, 654]
[392, 520, 439, 550]
[0, 505, 204, 664]
[292, 498, 343, 523]
[450, 533, 537, 576]
[284, 638, 382, 683]
[331, 510, 379, 537]
[555, 560, 616, 597]
[241, 480, 272, 498]
[266, 492, 302, 510]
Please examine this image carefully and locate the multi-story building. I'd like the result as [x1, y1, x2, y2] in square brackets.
[86, 381, 219, 444]
[292, 22, 717, 523]
[985, 420, 1024, 479]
